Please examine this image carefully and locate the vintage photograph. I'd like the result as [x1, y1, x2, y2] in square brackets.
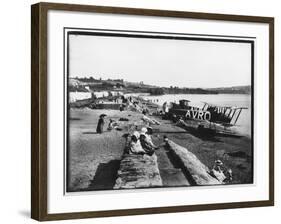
[66, 29, 253, 192]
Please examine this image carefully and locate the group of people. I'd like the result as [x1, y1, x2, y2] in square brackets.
[97, 115, 120, 133]
[96, 113, 159, 156]
[126, 127, 159, 156]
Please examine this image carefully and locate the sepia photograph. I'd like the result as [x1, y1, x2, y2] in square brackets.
[66, 29, 253, 192]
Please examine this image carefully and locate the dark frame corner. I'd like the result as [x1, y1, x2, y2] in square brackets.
[31, 2, 274, 221]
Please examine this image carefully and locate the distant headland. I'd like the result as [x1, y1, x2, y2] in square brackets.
[69, 77, 251, 95]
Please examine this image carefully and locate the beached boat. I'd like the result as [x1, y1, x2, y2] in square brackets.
[167, 99, 248, 137]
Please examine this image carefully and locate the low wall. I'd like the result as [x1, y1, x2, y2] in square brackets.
[114, 154, 163, 189]
[94, 103, 122, 110]
[165, 140, 221, 185]
[69, 98, 93, 108]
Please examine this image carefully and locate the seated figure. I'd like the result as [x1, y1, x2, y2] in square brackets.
[210, 160, 233, 183]
[128, 131, 146, 155]
[139, 127, 158, 156]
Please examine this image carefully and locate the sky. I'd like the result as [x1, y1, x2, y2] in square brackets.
[68, 34, 252, 88]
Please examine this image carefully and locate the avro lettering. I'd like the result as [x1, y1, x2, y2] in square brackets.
[185, 109, 211, 121]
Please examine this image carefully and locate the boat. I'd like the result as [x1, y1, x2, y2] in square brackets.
[167, 100, 248, 137]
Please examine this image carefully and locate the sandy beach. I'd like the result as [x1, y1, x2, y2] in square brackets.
[67, 107, 252, 192]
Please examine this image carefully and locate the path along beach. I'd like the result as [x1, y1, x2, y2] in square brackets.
[67, 100, 252, 192]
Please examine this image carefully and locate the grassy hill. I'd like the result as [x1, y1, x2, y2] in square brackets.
[69, 77, 251, 95]
[206, 85, 251, 94]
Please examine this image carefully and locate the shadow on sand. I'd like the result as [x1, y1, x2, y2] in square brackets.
[83, 131, 111, 135]
[187, 130, 222, 142]
[82, 132, 98, 134]
[155, 131, 190, 134]
[87, 160, 121, 190]
[69, 117, 81, 121]
[155, 130, 221, 142]
[164, 147, 197, 186]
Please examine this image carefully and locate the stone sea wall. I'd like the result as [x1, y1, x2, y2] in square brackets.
[114, 154, 163, 189]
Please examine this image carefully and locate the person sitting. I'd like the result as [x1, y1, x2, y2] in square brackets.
[128, 131, 146, 155]
[142, 108, 149, 115]
[139, 127, 158, 156]
[107, 119, 118, 131]
[145, 127, 157, 148]
[210, 160, 233, 183]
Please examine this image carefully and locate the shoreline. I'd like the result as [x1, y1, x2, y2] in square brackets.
[67, 98, 252, 191]
[147, 92, 251, 96]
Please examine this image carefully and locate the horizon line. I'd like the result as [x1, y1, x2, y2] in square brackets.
[69, 76, 251, 89]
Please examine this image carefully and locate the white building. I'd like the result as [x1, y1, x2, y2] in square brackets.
[93, 91, 109, 98]
[69, 91, 92, 103]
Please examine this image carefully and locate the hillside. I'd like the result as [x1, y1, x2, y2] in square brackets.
[69, 77, 251, 95]
[206, 85, 251, 94]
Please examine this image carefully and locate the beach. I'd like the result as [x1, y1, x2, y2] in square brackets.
[68, 105, 252, 192]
